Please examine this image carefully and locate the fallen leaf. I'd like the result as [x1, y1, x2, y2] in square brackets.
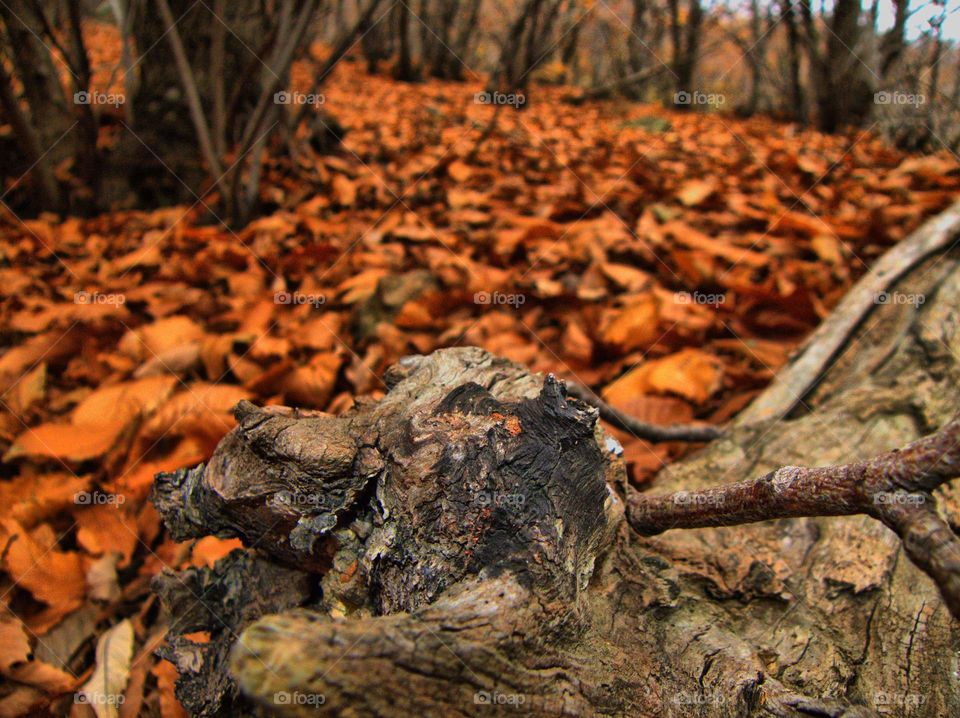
[80, 619, 135, 718]
[0, 520, 86, 622]
[603, 348, 723, 405]
[676, 178, 717, 206]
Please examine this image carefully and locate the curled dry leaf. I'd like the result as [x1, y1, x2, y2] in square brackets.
[0, 521, 87, 629]
[80, 619, 135, 718]
[604, 348, 723, 406]
[5, 375, 176, 463]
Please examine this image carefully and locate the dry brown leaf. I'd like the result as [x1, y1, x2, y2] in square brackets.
[332, 174, 357, 206]
[80, 619, 134, 718]
[0, 472, 90, 528]
[133, 343, 201, 378]
[598, 294, 660, 353]
[8, 362, 46, 415]
[4, 421, 126, 463]
[5, 658, 76, 693]
[72, 375, 177, 427]
[0, 520, 86, 621]
[6, 375, 177, 462]
[75, 505, 139, 567]
[603, 348, 723, 405]
[282, 352, 342, 408]
[675, 178, 717, 207]
[140, 383, 251, 445]
[152, 659, 189, 718]
[119, 317, 205, 361]
[0, 616, 31, 671]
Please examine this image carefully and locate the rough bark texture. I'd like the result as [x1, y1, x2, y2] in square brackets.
[153, 250, 960, 716]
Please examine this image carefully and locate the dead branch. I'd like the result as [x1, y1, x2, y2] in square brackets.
[564, 380, 722, 442]
[629, 415, 960, 617]
[739, 191, 960, 426]
[155, 0, 224, 181]
[569, 64, 670, 103]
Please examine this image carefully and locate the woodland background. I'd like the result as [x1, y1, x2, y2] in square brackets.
[1, 0, 960, 716]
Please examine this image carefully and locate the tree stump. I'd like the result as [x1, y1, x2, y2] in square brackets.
[152, 254, 960, 716]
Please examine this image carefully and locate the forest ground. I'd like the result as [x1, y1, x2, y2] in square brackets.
[1, 33, 960, 717]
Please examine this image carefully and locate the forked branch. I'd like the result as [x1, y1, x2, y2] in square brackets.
[629, 416, 960, 617]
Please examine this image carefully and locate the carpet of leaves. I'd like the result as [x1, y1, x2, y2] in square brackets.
[1, 51, 959, 716]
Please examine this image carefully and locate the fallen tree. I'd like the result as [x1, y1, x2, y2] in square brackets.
[152, 210, 960, 716]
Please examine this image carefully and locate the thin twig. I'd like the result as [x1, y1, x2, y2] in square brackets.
[210, 0, 226, 159]
[155, 0, 224, 180]
[629, 416, 960, 618]
[565, 381, 722, 443]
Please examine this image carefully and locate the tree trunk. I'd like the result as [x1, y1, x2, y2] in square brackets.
[669, 0, 704, 105]
[152, 233, 960, 715]
[123, 0, 267, 208]
[781, 0, 806, 124]
[392, 3, 417, 82]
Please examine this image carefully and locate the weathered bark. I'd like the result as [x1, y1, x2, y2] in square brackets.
[153, 239, 960, 715]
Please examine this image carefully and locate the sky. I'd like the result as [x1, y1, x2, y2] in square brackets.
[874, 0, 958, 41]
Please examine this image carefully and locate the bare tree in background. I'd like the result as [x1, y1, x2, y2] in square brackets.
[667, 0, 704, 107]
[0, 0, 384, 224]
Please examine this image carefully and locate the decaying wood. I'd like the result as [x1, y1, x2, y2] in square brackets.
[153, 348, 626, 716]
[629, 416, 960, 617]
[152, 236, 960, 716]
[152, 551, 313, 715]
[739, 196, 960, 425]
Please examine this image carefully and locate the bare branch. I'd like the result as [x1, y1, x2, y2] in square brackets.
[629, 416, 960, 617]
[564, 381, 722, 443]
[739, 197, 960, 426]
[155, 0, 224, 180]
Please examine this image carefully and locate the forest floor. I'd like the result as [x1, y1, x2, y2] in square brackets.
[1, 42, 960, 716]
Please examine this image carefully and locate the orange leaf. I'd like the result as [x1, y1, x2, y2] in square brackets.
[4, 421, 126, 462]
[603, 348, 722, 405]
[1, 520, 86, 620]
[599, 295, 660, 353]
[675, 178, 717, 207]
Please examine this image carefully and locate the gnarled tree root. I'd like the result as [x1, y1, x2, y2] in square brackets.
[154, 212, 960, 717]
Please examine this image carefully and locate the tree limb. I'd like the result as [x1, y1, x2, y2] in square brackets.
[564, 380, 721, 442]
[155, 0, 225, 180]
[738, 196, 960, 426]
[629, 415, 960, 617]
